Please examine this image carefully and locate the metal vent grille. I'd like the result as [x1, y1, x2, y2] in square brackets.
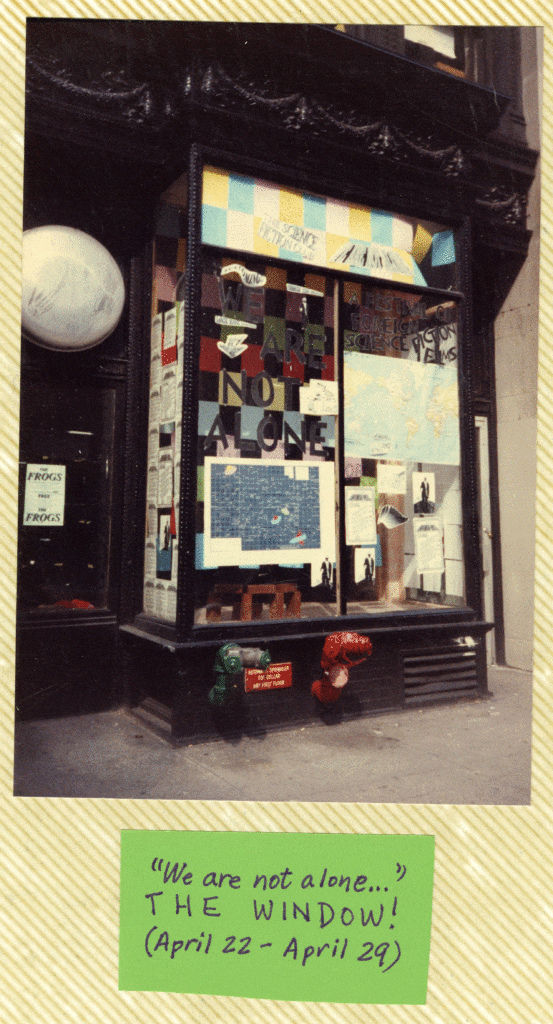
[403, 644, 478, 703]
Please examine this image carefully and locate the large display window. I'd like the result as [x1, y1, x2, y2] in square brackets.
[143, 165, 465, 626]
[341, 281, 462, 613]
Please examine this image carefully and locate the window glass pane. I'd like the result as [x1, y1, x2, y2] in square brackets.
[342, 280, 464, 613]
[194, 250, 337, 625]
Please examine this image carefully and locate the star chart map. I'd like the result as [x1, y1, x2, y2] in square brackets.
[210, 462, 321, 553]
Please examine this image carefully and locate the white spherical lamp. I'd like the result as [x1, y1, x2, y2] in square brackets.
[21, 225, 126, 351]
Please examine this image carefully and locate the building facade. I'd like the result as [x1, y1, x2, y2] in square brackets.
[17, 22, 539, 737]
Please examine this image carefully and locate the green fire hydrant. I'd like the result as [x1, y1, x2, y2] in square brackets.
[208, 643, 271, 709]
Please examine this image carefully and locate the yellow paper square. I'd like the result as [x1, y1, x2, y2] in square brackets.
[326, 233, 349, 270]
[412, 223, 433, 264]
[266, 380, 285, 411]
[218, 371, 245, 408]
[253, 215, 279, 257]
[279, 187, 303, 226]
[349, 203, 372, 242]
[202, 166, 229, 209]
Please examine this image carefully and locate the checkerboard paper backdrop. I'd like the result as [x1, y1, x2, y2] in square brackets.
[202, 165, 457, 288]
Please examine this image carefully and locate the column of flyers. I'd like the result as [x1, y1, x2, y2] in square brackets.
[151, 312, 162, 357]
[143, 302, 186, 618]
[147, 503, 157, 536]
[143, 312, 165, 612]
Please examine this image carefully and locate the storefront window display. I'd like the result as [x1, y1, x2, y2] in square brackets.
[144, 165, 465, 625]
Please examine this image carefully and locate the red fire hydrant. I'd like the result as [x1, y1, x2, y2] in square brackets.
[311, 631, 373, 704]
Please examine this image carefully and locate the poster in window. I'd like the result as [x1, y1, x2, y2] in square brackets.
[377, 462, 407, 494]
[23, 464, 65, 526]
[344, 352, 460, 465]
[345, 485, 377, 546]
[354, 546, 377, 584]
[413, 472, 436, 514]
[161, 367, 177, 422]
[157, 451, 173, 507]
[203, 457, 335, 567]
[157, 513, 172, 575]
[414, 516, 444, 573]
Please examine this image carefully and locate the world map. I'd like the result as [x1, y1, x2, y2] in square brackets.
[344, 351, 460, 466]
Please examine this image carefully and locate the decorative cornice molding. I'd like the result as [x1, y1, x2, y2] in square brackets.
[26, 53, 178, 129]
[475, 187, 528, 225]
[200, 63, 471, 175]
[25, 47, 534, 230]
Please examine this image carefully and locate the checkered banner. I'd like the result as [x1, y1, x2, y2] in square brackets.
[202, 166, 457, 287]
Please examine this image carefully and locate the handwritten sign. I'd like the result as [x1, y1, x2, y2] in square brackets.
[119, 831, 434, 1004]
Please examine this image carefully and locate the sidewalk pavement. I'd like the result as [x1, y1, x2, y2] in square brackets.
[12, 665, 532, 805]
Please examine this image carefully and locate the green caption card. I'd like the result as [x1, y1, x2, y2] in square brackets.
[119, 831, 435, 1005]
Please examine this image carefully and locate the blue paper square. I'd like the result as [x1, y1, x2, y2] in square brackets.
[279, 248, 303, 262]
[202, 205, 228, 246]
[240, 406, 265, 439]
[228, 173, 255, 215]
[431, 230, 456, 266]
[370, 210, 393, 246]
[412, 261, 428, 286]
[303, 193, 327, 231]
[198, 401, 221, 436]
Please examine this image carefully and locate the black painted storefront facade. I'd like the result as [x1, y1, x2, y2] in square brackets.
[17, 21, 537, 739]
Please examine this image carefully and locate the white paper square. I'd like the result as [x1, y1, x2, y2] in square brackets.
[325, 198, 350, 235]
[226, 209, 254, 252]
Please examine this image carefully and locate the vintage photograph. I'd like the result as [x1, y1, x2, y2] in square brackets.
[13, 21, 540, 803]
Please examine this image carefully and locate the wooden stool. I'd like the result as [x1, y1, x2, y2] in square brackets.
[206, 583, 245, 623]
[206, 582, 302, 622]
[241, 582, 301, 621]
